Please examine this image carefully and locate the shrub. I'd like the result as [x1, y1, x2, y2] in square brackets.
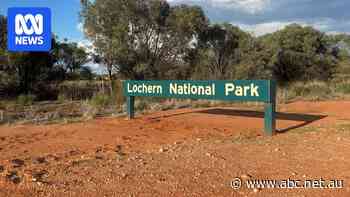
[81, 101, 99, 120]
[57, 94, 68, 103]
[32, 82, 59, 101]
[135, 99, 149, 111]
[16, 94, 36, 106]
[286, 81, 332, 101]
[112, 80, 125, 107]
[289, 82, 309, 97]
[90, 94, 111, 108]
[58, 80, 124, 102]
[59, 80, 107, 101]
[335, 82, 350, 94]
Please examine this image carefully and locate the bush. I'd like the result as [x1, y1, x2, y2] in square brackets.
[135, 99, 149, 111]
[284, 81, 332, 101]
[59, 80, 108, 100]
[90, 94, 111, 108]
[57, 94, 68, 103]
[32, 82, 59, 101]
[114, 80, 125, 107]
[335, 82, 350, 94]
[16, 94, 36, 106]
[58, 80, 124, 102]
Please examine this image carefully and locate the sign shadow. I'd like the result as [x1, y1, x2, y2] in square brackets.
[196, 108, 327, 133]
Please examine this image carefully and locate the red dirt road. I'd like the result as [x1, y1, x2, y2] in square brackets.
[0, 101, 350, 196]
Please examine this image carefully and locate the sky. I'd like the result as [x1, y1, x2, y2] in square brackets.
[0, 0, 97, 71]
[1, 0, 349, 72]
[0, 0, 84, 42]
[1, 0, 349, 41]
[168, 0, 350, 36]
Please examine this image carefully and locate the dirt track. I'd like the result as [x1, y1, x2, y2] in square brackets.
[0, 101, 350, 196]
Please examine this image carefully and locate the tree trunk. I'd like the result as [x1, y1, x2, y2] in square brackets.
[107, 64, 114, 96]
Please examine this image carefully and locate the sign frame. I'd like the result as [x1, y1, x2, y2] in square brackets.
[123, 80, 276, 136]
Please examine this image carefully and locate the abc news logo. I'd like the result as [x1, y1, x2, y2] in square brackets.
[15, 14, 44, 45]
[7, 7, 51, 52]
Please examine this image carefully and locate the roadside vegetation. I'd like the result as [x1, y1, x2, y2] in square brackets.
[1, 0, 350, 125]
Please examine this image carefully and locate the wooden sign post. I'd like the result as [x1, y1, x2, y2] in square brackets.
[123, 80, 276, 136]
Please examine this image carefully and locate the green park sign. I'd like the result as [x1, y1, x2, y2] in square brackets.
[123, 80, 276, 135]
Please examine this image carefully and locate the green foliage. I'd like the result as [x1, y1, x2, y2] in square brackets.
[90, 94, 111, 108]
[57, 94, 68, 103]
[192, 23, 252, 80]
[2, 4, 350, 104]
[114, 80, 125, 107]
[81, 0, 208, 80]
[0, 15, 9, 71]
[260, 24, 337, 84]
[0, 15, 7, 50]
[16, 94, 36, 106]
[196, 24, 240, 79]
[335, 82, 350, 94]
[9, 51, 58, 94]
[327, 35, 350, 61]
[135, 99, 149, 111]
[0, 16, 88, 100]
[56, 42, 88, 74]
[285, 81, 332, 101]
[79, 66, 94, 80]
[59, 80, 108, 100]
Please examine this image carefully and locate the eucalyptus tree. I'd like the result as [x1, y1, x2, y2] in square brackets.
[80, 0, 208, 80]
[264, 24, 336, 83]
[56, 42, 88, 75]
[194, 23, 249, 79]
[0, 15, 8, 68]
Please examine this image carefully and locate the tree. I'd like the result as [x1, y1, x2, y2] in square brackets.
[163, 4, 209, 79]
[194, 24, 245, 79]
[56, 41, 89, 76]
[0, 15, 6, 50]
[261, 24, 336, 84]
[80, 0, 208, 80]
[326, 34, 350, 60]
[79, 66, 94, 80]
[9, 52, 54, 94]
[0, 15, 8, 68]
[6, 37, 60, 95]
[234, 37, 273, 79]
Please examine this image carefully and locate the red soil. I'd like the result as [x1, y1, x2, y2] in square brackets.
[0, 101, 349, 196]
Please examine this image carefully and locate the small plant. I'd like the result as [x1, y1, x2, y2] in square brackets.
[57, 94, 67, 103]
[90, 94, 111, 108]
[81, 101, 98, 120]
[16, 94, 36, 106]
[287, 81, 331, 101]
[135, 99, 149, 111]
[335, 82, 350, 94]
[289, 82, 310, 97]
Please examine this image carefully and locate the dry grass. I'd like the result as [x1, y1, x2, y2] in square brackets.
[2, 79, 350, 125]
[277, 80, 350, 103]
